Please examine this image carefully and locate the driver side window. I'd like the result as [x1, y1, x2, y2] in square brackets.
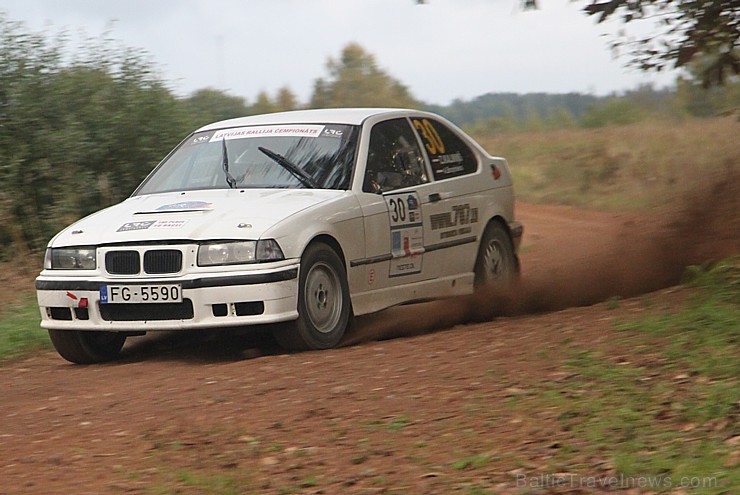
[363, 118, 427, 194]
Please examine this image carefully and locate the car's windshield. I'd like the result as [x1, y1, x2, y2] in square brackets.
[135, 123, 359, 195]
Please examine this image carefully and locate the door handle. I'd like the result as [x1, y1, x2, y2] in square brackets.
[428, 193, 442, 203]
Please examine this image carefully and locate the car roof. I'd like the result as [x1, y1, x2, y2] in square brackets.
[196, 108, 425, 132]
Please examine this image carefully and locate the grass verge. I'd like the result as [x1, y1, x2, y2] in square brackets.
[536, 258, 739, 494]
[0, 296, 50, 360]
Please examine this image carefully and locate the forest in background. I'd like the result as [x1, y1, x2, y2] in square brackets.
[0, 15, 738, 260]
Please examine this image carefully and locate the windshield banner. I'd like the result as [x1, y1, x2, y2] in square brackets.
[209, 125, 326, 142]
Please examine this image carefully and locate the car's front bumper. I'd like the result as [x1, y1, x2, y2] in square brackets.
[35, 263, 300, 332]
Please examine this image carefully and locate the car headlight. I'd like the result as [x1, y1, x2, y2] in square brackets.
[197, 240, 284, 266]
[45, 247, 97, 270]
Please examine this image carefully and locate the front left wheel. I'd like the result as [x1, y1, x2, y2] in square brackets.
[48, 330, 127, 364]
[273, 243, 352, 351]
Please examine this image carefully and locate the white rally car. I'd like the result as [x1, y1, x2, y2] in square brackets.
[36, 108, 523, 363]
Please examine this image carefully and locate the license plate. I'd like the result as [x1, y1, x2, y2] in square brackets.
[100, 284, 182, 304]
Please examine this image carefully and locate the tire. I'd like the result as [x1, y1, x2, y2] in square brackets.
[48, 330, 126, 364]
[474, 222, 518, 288]
[273, 243, 352, 351]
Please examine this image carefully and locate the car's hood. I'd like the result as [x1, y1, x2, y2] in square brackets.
[51, 189, 346, 247]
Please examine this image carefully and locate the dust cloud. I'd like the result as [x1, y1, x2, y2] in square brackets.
[344, 166, 739, 345]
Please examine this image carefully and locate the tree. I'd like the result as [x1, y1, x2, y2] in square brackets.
[545, 107, 577, 129]
[526, 1, 739, 87]
[309, 43, 420, 108]
[275, 86, 299, 112]
[183, 88, 249, 128]
[674, 69, 740, 116]
[245, 87, 300, 115]
[0, 15, 186, 256]
[580, 98, 647, 127]
[250, 90, 277, 115]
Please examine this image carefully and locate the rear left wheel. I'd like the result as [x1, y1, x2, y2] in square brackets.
[48, 330, 126, 364]
[474, 222, 518, 288]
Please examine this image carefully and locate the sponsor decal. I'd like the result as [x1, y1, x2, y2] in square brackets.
[117, 219, 189, 232]
[407, 194, 420, 222]
[209, 125, 325, 142]
[392, 231, 402, 252]
[117, 220, 157, 232]
[439, 164, 465, 175]
[156, 201, 212, 211]
[322, 127, 344, 138]
[436, 152, 463, 165]
[385, 191, 424, 277]
[192, 134, 212, 144]
[368, 268, 375, 285]
[430, 203, 479, 239]
[151, 220, 189, 229]
[430, 153, 465, 176]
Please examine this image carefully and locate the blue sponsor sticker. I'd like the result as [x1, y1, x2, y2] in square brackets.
[392, 231, 401, 252]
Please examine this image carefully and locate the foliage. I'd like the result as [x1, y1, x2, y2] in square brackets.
[431, 80, 738, 130]
[275, 86, 299, 112]
[579, 0, 739, 87]
[0, 297, 51, 360]
[0, 15, 187, 257]
[251, 90, 277, 115]
[181, 88, 249, 129]
[675, 75, 740, 117]
[309, 42, 420, 109]
[580, 98, 647, 127]
[249, 87, 300, 115]
[427, 92, 600, 128]
[682, 257, 740, 306]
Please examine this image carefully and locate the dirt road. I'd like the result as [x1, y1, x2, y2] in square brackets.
[1, 192, 737, 494]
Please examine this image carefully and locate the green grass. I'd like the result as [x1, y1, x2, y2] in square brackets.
[618, 258, 739, 385]
[176, 470, 245, 495]
[535, 259, 739, 494]
[386, 415, 413, 432]
[145, 468, 252, 495]
[363, 415, 413, 433]
[0, 296, 50, 360]
[451, 453, 492, 470]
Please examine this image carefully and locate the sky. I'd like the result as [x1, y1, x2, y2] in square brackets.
[0, 0, 679, 105]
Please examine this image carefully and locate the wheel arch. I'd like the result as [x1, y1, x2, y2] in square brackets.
[303, 234, 348, 270]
